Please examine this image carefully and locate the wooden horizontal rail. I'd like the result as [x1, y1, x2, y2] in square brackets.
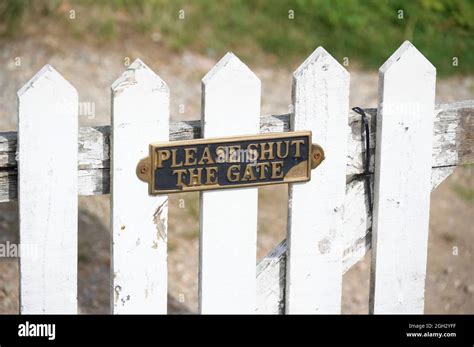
[1, 100, 472, 203]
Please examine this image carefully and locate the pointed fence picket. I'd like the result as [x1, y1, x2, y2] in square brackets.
[5, 41, 471, 315]
[111, 59, 169, 314]
[286, 47, 349, 314]
[369, 41, 436, 314]
[199, 53, 260, 314]
[18, 65, 78, 314]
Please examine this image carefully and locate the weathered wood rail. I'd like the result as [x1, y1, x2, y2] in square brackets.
[1, 101, 471, 200]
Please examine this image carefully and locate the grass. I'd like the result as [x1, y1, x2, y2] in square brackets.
[450, 164, 474, 203]
[1, 0, 473, 75]
[451, 183, 474, 203]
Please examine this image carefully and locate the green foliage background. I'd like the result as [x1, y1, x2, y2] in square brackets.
[1, 0, 472, 75]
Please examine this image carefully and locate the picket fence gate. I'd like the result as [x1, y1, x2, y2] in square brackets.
[0, 40, 472, 314]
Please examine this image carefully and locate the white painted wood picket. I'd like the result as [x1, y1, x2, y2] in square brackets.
[199, 53, 260, 313]
[18, 65, 78, 314]
[286, 47, 349, 314]
[3, 40, 472, 314]
[111, 59, 169, 313]
[370, 42, 436, 314]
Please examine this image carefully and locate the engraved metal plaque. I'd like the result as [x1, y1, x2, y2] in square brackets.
[137, 131, 324, 194]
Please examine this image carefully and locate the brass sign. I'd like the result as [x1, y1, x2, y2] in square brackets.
[137, 131, 324, 194]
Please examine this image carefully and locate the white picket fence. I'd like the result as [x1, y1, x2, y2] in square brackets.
[0, 40, 472, 314]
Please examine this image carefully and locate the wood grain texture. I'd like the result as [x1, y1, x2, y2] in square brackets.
[286, 47, 349, 313]
[1, 101, 471, 202]
[111, 59, 169, 314]
[199, 53, 260, 314]
[18, 65, 78, 314]
[370, 41, 436, 314]
[256, 239, 287, 314]
[255, 167, 453, 314]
